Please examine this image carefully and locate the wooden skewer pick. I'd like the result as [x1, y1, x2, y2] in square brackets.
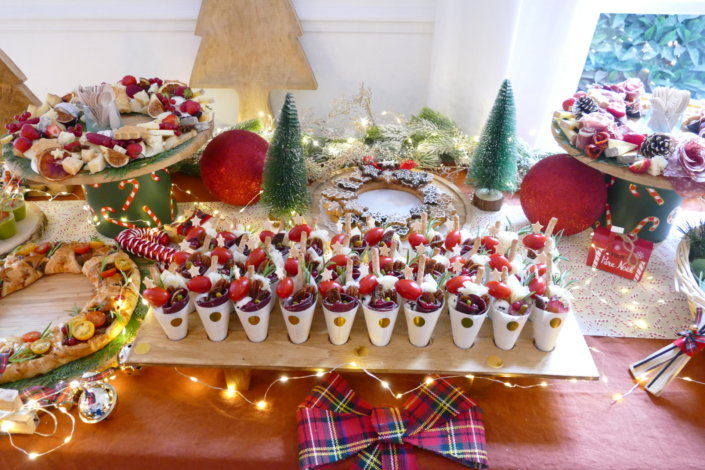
[508, 239, 519, 262]
[247, 265, 255, 278]
[345, 258, 354, 284]
[544, 257, 553, 287]
[390, 239, 398, 258]
[501, 266, 509, 282]
[300, 231, 308, 251]
[344, 213, 352, 234]
[545, 217, 558, 238]
[470, 237, 481, 257]
[367, 216, 375, 230]
[417, 255, 426, 285]
[453, 214, 459, 232]
[208, 255, 218, 273]
[474, 266, 485, 284]
[264, 236, 272, 251]
[421, 212, 428, 233]
[490, 220, 501, 236]
[371, 248, 381, 276]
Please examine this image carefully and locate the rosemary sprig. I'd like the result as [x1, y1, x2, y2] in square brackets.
[9, 322, 53, 363]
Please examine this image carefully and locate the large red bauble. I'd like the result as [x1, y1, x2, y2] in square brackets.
[199, 130, 269, 206]
[520, 154, 606, 236]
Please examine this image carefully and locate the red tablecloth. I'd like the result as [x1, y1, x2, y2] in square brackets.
[2, 336, 704, 469]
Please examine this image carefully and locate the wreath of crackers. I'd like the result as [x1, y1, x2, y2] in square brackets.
[0, 242, 140, 384]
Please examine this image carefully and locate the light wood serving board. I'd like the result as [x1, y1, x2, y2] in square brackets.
[127, 303, 599, 380]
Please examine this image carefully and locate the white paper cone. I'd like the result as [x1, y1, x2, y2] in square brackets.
[532, 304, 570, 352]
[194, 296, 234, 342]
[362, 298, 400, 347]
[153, 303, 191, 341]
[403, 299, 444, 348]
[281, 299, 317, 344]
[491, 306, 530, 350]
[235, 298, 274, 343]
[323, 303, 359, 346]
[448, 295, 488, 349]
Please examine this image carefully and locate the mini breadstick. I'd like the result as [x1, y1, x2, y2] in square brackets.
[489, 220, 501, 236]
[501, 266, 509, 282]
[432, 247, 441, 257]
[453, 214, 460, 231]
[470, 237, 481, 257]
[371, 248, 381, 276]
[508, 239, 519, 262]
[300, 230, 308, 250]
[238, 233, 249, 252]
[264, 236, 272, 251]
[247, 265, 255, 278]
[345, 258, 354, 284]
[202, 234, 213, 251]
[474, 266, 485, 284]
[421, 212, 428, 233]
[208, 255, 218, 273]
[417, 255, 426, 285]
[545, 217, 558, 238]
[390, 239, 398, 258]
[544, 256, 553, 286]
[344, 213, 352, 234]
[367, 216, 375, 230]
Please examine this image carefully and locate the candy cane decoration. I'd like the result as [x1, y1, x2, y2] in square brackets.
[630, 216, 660, 234]
[645, 187, 665, 206]
[100, 206, 138, 229]
[604, 203, 613, 229]
[150, 172, 161, 182]
[608, 177, 616, 187]
[142, 205, 163, 226]
[667, 206, 679, 225]
[116, 227, 176, 263]
[90, 183, 101, 188]
[628, 184, 640, 197]
[118, 179, 140, 211]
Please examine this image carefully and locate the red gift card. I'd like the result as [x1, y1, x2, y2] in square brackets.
[586, 226, 654, 281]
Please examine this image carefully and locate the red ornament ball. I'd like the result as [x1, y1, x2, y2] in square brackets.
[520, 154, 606, 236]
[199, 130, 269, 206]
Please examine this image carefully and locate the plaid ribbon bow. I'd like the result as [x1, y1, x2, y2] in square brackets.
[674, 309, 705, 357]
[296, 373, 487, 470]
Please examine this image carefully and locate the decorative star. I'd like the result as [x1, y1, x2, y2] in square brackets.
[410, 220, 422, 233]
[379, 244, 390, 257]
[143, 277, 156, 289]
[245, 238, 259, 252]
[443, 218, 456, 232]
[531, 221, 543, 233]
[188, 265, 202, 278]
[330, 242, 343, 254]
[289, 245, 300, 259]
[415, 244, 426, 256]
[451, 260, 465, 273]
[262, 219, 273, 231]
[451, 245, 463, 257]
[178, 239, 194, 252]
[488, 270, 502, 283]
[216, 234, 226, 247]
[402, 266, 414, 280]
[319, 269, 334, 282]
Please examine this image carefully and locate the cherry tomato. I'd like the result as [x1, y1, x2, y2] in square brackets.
[359, 274, 378, 295]
[378, 256, 393, 270]
[100, 267, 118, 279]
[480, 236, 500, 254]
[21, 331, 42, 343]
[523, 233, 547, 251]
[445, 230, 462, 250]
[486, 281, 511, 300]
[246, 248, 267, 268]
[445, 275, 474, 295]
[259, 230, 276, 243]
[288, 224, 312, 243]
[73, 243, 91, 255]
[173, 251, 191, 266]
[276, 277, 295, 298]
[35, 242, 52, 255]
[330, 233, 346, 247]
[318, 280, 343, 296]
[115, 257, 133, 272]
[449, 255, 464, 268]
[408, 232, 428, 248]
[186, 226, 205, 240]
[529, 263, 547, 277]
[364, 227, 385, 246]
[89, 240, 105, 250]
[16, 243, 37, 256]
[329, 253, 349, 267]
[30, 339, 51, 355]
[72, 320, 95, 341]
[488, 254, 512, 272]
[143, 287, 170, 307]
[396, 279, 422, 301]
[187, 275, 212, 293]
[87, 310, 108, 328]
[211, 246, 233, 264]
[228, 277, 251, 301]
[284, 257, 299, 276]
[529, 276, 547, 298]
[218, 231, 237, 245]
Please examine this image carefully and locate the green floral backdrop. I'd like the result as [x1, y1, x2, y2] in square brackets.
[580, 13, 705, 98]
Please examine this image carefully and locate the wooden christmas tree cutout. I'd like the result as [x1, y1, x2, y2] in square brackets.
[0, 49, 40, 126]
[190, 0, 317, 121]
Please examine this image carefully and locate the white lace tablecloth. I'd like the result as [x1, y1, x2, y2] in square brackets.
[34, 200, 701, 339]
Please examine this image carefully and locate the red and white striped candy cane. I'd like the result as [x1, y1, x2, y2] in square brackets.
[628, 184, 640, 197]
[116, 227, 176, 263]
[630, 216, 660, 234]
[101, 206, 138, 229]
[604, 203, 612, 229]
[667, 206, 679, 224]
[150, 172, 161, 182]
[645, 187, 665, 206]
[90, 183, 101, 188]
[118, 179, 140, 211]
[142, 205, 163, 226]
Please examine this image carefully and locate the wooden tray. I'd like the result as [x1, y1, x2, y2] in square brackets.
[310, 168, 473, 230]
[0, 202, 46, 256]
[127, 303, 599, 380]
[551, 121, 674, 190]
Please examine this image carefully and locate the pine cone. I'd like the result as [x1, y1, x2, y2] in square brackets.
[572, 96, 598, 117]
[640, 134, 674, 158]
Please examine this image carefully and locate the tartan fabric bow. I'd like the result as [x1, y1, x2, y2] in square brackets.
[674, 308, 705, 357]
[297, 373, 487, 470]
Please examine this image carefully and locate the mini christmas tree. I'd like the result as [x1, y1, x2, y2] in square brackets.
[467, 79, 518, 211]
[261, 93, 310, 217]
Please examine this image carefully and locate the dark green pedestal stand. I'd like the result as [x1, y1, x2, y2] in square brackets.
[84, 169, 176, 238]
[600, 176, 682, 243]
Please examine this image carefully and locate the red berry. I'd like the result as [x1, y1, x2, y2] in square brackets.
[126, 143, 143, 159]
[180, 100, 201, 115]
[125, 84, 143, 98]
[562, 97, 576, 112]
[13, 137, 32, 153]
[64, 141, 81, 152]
[20, 123, 40, 140]
[121, 75, 137, 86]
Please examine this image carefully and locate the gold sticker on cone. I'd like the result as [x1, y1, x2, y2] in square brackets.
[413, 316, 425, 327]
[333, 316, 346, 327]
[550, 318, 562, 328]
[209, 312, 222, 322]
[461, 317, 474, 328]
[133, 342, 151, 355]
[487, 355, 504, 368]
[506, 321, 519, 331]
[248, 316, 260, 325]
[378, 318, 391, 328]
[170, 318, 183, 327]
[354, 346, 368, 357]
[288, 315, 300, 325]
